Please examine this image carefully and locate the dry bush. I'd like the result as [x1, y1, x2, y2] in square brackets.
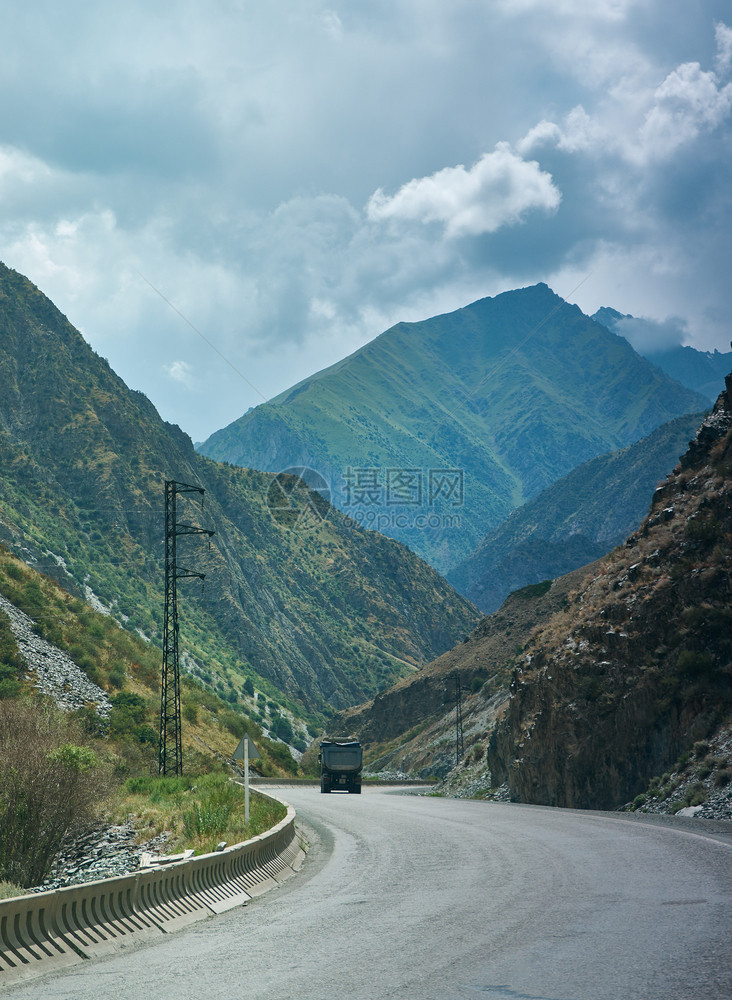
[0, 699, 111, 887]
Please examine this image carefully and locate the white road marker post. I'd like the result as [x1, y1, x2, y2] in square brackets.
[244, 735, 249, 823]
[233, 735, 261, 826]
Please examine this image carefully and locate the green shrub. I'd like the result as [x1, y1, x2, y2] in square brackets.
[271, 715, 294, 744]
[261, 738, 298, 775]
[0, 676, 22, 700]
[685, 514, 721, 545]
[136, 725, 159, 747]
[516, 580, 552, 600]
[714, 768, 732, 788]
[109, 692, 148, 736]
[183, 701, 199, 724]
[71, 705, 109, 738]
[0, 880, 28, 900]
[697, 756, 716, 779]
[0, 701, 110, 886]
[220, 710, 247, 740]
[0, 610, 24, 700]
[688, 785, 707, 808]
[108, 665, 126, 689]
[678, 650, 714, 676]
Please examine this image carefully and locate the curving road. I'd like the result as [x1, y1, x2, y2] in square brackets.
[11, 787, 732, 1000]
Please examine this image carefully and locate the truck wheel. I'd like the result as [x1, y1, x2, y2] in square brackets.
[321, 778, 330, 793]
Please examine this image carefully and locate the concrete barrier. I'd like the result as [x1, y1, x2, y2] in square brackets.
[0, 791, 305, 986]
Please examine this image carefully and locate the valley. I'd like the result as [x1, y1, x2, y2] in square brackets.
[0, 260, 729, 823]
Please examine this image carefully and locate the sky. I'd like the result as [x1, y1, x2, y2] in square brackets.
[1, 0, 731, 442]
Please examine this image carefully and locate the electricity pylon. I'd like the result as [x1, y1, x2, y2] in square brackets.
[454, 673, 464, 767]
[159, 480, 214, 775]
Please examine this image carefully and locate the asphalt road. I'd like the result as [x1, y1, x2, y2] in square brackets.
[11, 787, 732, 1000]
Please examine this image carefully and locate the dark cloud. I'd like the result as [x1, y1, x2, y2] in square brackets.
[0, 1, 729, 441]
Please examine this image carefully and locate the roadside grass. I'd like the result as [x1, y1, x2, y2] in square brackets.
[105, 773, 286, 856]
[0, 880, 29, 900]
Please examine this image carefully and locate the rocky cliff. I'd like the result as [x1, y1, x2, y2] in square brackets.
[336, 563, 600, 778]
[486, 378, 732, 808]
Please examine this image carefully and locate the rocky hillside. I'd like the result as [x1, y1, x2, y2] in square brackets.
[336, 563, 600, 778]
[200, 284, 707, 573]
[486, 378, 732, 809]
[0, 543, 319, 780]
[338, 388, 731, 815]
[0, 262, 479, 717]
[449, 411, 704, 612]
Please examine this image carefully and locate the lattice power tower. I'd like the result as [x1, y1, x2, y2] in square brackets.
[159, 480, 214, 775]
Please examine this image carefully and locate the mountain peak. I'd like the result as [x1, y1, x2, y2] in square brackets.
[200, 288, 708, 573]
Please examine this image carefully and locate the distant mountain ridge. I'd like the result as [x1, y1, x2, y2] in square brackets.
[200, 284, 708, 573]
[448, 410, 705, 612]
[593, 306, 732, 404]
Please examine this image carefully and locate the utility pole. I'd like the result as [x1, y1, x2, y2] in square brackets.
[160, 480, 214, 776]
[454, 673, 464, 767]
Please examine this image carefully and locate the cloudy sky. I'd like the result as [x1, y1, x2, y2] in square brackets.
[2, 1, 731, 441]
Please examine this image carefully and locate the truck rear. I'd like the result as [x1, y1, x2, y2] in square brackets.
[319, 739, 363, 793]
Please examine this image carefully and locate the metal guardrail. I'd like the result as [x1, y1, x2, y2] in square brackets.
[0, 792, 305, 987]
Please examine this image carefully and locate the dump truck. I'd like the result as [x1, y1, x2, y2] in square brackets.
[319, 739, 363, 793]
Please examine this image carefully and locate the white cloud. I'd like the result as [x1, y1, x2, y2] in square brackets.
[517, 34, 732, 168]
[165, 360, 195, 387]
[0, 145, 50, 188]
[715, 21, 732, 76]
[494, 0, 638, 20]
[518, 106, 608, 155]
[637, 61, 732, 161]
[613, 315, 688, 353]
[320, 10, 343, 42]
[366, 145, 561, 238]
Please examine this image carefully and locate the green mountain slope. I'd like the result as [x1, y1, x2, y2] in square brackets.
[0, 262, 480, 716]
[200, 284, 708, 573]
[448, 411, 705, 612]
